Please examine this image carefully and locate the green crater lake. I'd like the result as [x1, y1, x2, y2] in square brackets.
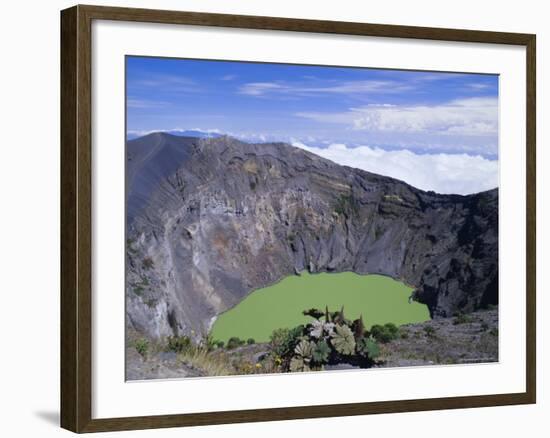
[210, 272, 431, 343]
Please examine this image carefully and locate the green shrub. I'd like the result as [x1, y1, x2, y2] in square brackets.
[202, 334, 218, 352]
[166, 335, 192, 353]
[370, 324, 384, 339]
[270, 326, 304, 358]
[227, 336, 245, 350]
[453, 313, 473, 325]
[423, 326, 436, 338]
[134, 338, 149, 358]
[334, 194, 359, 217]
[370, 323, 399, 343]
[215, 340, 225, 349]
[246, 338, 255, 345]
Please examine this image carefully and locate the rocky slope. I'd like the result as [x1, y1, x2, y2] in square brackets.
[375, 308, 498, 367]
[126, 309, 498, 380]
[126, 133, 498, 340]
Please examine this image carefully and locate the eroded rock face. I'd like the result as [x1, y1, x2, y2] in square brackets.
[126, 133, 498, 340]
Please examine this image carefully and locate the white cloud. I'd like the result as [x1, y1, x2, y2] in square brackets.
[466, 83, 491, 90]
[127, 99, 171, 109]
[292, 141, 498, 195]
[238, 80, 412, 97]
[239, 82, 287, 96]
[188, 127, 222, 134]
[297, 97, 498, 137]
[128, 74, 199, 93]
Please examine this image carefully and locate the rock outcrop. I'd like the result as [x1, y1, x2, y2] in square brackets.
[126, 133, 498, 340]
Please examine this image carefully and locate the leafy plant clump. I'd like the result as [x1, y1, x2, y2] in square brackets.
[272, 306, 381, 372]
[166, 335, 192, 353]
[423, 325, 436, 338]
[453, 312, 474, 325]
[334, 194, 360, 217]
[370, 322, 399, 343]
[226, 336, 246, 350]
[134, 338, 149, 358]
[270, 326, 304, 358]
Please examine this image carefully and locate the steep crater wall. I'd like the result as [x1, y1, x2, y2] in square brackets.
[125, 134, 498, 340]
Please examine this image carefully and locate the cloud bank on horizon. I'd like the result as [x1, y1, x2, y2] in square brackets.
[126, 56, 499, 195]
[292, 141, 497, 195]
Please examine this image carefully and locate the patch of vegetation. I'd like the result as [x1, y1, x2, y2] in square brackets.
[356, 336, 380, 359]
[144, 298, 157, 308]
[126, 238, 138, 254]
[270, 326, 304, 359]
[370, 323, 400, 343]
[132, 285, 144, 296]
[453, 313, 474, 325]
[383, 194, 403, 202]
[177, 345, 234, 376]
[166, 335, 192, 353]
[303, 308, 325, 319]
[134, 338, 149, 358]
[273, 307, 381, 372]
[334, 194, 359, 217]
[226, 336, 246, 350]
[423, 325, 436, 338]
[142, 257, 154, 270]
[246, 338, 255, 345]
[164, 334, 237, 376]
[312, 339, 331, 364]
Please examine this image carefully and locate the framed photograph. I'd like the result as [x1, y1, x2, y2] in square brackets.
[60, 4, 536, 433]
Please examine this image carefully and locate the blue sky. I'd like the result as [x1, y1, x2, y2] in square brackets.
[126, 56, 499, 194]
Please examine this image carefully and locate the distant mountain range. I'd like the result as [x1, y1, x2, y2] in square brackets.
[126, 133, 498, 340]
[126, 129, 222, 141]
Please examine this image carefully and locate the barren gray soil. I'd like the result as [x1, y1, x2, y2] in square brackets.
[376, 308, 498, 368]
